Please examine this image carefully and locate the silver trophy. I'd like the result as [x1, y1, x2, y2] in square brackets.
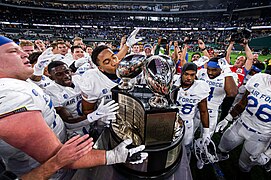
[144, 55, 174, 108]
[116, 54, 146, 90]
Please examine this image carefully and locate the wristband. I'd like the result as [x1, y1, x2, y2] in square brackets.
[201, 47, 206, 51]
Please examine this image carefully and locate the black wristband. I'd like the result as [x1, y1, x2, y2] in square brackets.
[201, 47, 206, 51]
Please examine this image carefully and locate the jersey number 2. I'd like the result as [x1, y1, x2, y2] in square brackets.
[246, 96, 271, 122]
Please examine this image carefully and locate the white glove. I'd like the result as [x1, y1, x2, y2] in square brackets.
[75, 57, 89, 68]
[106, 139, 148, 165]
[126, 28, 143, 47]
[87, 98, 119, 123]
[193, 56, 209, 67]
[103, 114, 117, 124]
[33, 55, 52, 76]
[41, 47, 53, 56]
[218, 58, 232, 76]
[215, 114, 233, 133]
[250, 152, 271, 165]
[202, 128, 211, 146]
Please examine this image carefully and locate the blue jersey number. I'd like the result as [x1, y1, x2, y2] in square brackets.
[208, 87, 215, 101]
[246, 96, 271, 122]
[181, 104, 194, 114]
[76, 100, 83, 116]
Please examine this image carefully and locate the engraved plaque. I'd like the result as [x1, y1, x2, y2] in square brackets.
[145, 112, 176, 146]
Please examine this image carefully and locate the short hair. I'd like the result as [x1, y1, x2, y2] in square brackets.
[191, 52, 201, 58]
[19, 40, 34, 47]
[91, 45, 109, 66]
[72, 37, 82, 42]
[50, 42, 57, 50]
[71, 45, 83, 53]
[54, 39, 64, 43]
[209, 57, 220, 63]
[28, 52, 42, 65]
[47, 61, 67, 74]
[253, 61, 265, 71]
[56, 41, 66, 46]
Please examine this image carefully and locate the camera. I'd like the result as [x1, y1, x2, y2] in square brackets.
[230, 28, 251, 43]
[160, 37, 168, 49]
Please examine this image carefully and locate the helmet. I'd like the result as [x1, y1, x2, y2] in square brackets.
[194, 138, 218, 165]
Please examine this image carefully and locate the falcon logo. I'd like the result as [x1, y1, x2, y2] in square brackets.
[63, 94, 69, 99]
[102, 89, 108, 94]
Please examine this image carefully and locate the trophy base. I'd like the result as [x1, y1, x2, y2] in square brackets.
[148, 96, 168, 108]
[109, 125, 184, 178]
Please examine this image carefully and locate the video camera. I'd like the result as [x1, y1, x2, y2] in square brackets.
[230, 28, 251, 43]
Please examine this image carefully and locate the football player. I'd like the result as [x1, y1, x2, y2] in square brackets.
[215, 73, 271, 172]
[195, 57, 238, 136]
[80, 28, 142, 117]
[173, 62, 210, 156]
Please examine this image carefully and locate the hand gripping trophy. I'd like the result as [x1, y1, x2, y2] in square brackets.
[110, 54, 184, 178]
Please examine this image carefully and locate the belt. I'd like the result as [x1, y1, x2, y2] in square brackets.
[241, 120, 261, 134]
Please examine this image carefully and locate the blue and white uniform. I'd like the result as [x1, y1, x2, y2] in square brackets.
[44, 75, 90, 138]
[174, 79, 210, 148]
[195, 69, 227, 136]
[218, 73, 271, 171]
[0, 78, 66, 178]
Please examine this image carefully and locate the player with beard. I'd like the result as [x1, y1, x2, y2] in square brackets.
[194, 57, 238, 137]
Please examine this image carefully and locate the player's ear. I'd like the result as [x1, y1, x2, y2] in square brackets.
[97, 66, 104, 72]
[47, 73, 54, 80]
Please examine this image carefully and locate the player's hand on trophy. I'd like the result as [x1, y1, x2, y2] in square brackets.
[126, 28, 143, 47]
[218, 58, 232, 75]
[75, 56, 90, 68]
[87, 98, 119, 123]
[202, 128, 211, 146]
[250, 152, 271, 165]
[215, 114, 233, 133]
[106, 139, 148, 165]
[102, 114, 117, 125]
[194, 56, 209, 67]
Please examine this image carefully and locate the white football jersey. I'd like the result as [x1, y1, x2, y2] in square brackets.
[242, 73, 271, 134]
[44, 75, 90, 136]
[175, 79, 210, 121]
[0, 78, 66, 176]
[197, 69, 226, 110]
[80, 68, 118, 103]
[27, 75, 53, 89]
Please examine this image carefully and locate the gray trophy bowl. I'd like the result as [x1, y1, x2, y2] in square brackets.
[116, 53, 146, 89]
[144, 55, 173, 108]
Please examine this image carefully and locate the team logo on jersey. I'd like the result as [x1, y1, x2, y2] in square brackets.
[63, 94, 69, 99]
[201, 73, 205, 76]
[32, 89, 39, 96]
[254, 83, 259, 88]
[102, 89, 108, 94]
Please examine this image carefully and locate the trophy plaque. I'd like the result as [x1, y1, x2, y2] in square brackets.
[109, 55, 184, 178]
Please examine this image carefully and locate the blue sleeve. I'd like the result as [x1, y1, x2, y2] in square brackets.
[185, 52, 189, 62]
